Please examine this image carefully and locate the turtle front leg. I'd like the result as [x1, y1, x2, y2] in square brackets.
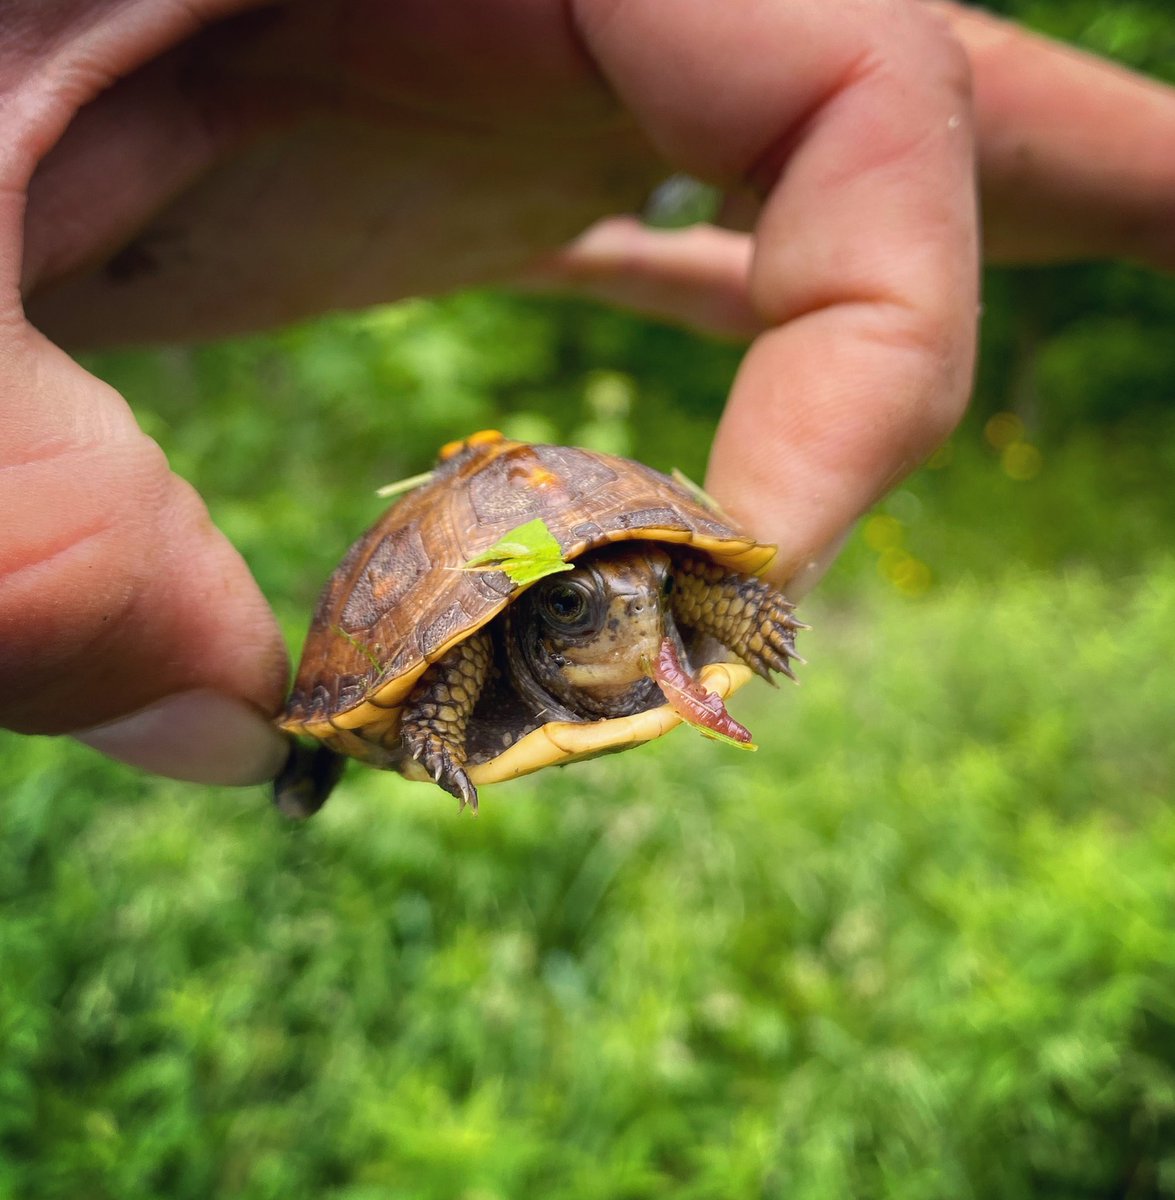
[671, 554, 805, 683]
[400, 628, 492, 812]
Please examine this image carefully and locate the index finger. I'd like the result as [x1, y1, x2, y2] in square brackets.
[575, 0, 979, 590]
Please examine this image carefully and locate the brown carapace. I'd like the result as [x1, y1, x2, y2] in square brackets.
[274, 431, 803, 817]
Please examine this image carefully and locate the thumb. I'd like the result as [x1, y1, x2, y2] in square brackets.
[2, 330, 289, 784]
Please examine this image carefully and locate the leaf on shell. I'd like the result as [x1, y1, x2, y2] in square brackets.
[332, 626, 384, 673]
[375, 469, 435, 499]
[670, 468, 733, 520]
[642, 638, 757, 751]
[460, 517, 574, 586]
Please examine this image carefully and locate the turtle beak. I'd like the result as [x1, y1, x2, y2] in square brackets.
[557, 584, 663, 689]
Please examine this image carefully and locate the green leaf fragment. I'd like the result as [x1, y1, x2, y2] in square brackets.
[461, 517, 574, 586]
[699, 728, 759, 751]
[671, 468, 732, 519]
[332, 626, 384, 673]
[375, 469, 435, 499]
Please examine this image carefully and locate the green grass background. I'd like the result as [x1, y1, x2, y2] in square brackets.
[4, 5, 1175, 1192]
[5, 550, 1175, 1197]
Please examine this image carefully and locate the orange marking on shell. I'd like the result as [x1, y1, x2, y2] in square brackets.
[512, 464, 561, 491]
[504, 445, 568, 497]
[439, 429, 504, 461]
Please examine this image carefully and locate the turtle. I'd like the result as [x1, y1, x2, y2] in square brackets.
[274, 430, 802, 817]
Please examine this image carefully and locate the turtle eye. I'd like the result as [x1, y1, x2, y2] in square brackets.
[537, 580, 595, 633]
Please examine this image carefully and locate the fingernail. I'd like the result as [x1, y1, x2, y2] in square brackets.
[72, 689, 290, 786]
[785, 527, 854, 600]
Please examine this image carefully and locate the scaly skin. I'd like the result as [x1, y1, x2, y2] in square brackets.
[671, 554, 804, 683]
[399, 629, 492, 812]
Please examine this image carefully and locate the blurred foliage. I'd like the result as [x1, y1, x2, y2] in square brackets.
[975, 0, 1175, 79]
[4, 2, 1175, 1196]
[4, 568, 1175, 1198]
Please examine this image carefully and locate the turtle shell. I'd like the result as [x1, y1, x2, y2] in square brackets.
[279, 431, 775, 757]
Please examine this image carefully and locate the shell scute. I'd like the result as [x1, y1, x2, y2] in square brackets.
[309, 682, 333, 716]
[334, 673, 371, 709]
[614, 504, 684, 532]
[338, 524, 430, 633]
[466, 569, 515, 601]
[568, 519, 606, 544]
[419, 600, 476, 660]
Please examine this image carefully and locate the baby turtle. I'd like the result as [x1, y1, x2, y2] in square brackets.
[275, 431, 801, 816]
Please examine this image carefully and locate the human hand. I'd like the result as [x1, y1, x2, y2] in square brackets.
[530, 1, 1175, 590]
[8, 0, 1174, 785]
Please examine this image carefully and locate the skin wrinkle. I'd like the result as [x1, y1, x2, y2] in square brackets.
[556, 0, 611, 105]
[1, 399, 140, 469]
[741, 45, 878, 202]
[0, 437, 165, 597]
[0, 517, 118, 604]
[1, 0, 274, 183]
[799, 80, 968, 203]
[5, 546, 138, 709]
[26, 362, 145, 452]
[0, 558, 136, 732]
[571, 0, 815, 182]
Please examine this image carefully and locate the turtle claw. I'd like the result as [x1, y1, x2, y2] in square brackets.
[440, 762, 479, 815]
[406, 733, 480, 814]
[433, 757, 479, 815]
[398, 629, 490, 811]
[671, 554, 804, 686]
[761, 624, 802, 681]
[456, 775, 479, 816]
[738, 611, 801, 683]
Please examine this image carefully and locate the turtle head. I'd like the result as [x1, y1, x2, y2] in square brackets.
[508, 544, 673, 720]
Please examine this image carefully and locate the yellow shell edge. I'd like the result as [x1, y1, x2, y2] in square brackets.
[464, 660, 754, 786]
